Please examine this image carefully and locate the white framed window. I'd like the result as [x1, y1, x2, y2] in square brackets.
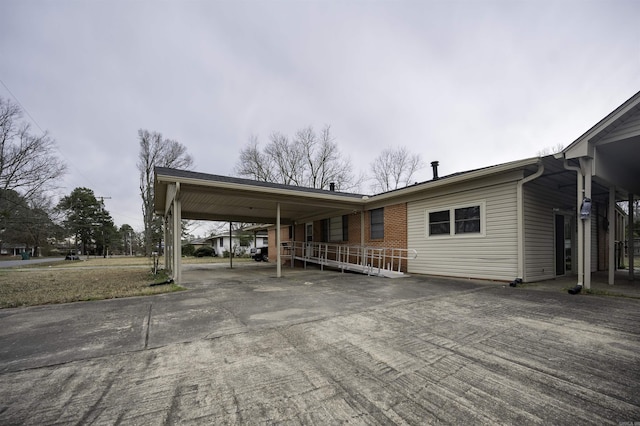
[325, 216, 348, 242]
[370, 208, 384, 239]
[426, 202, 485, 238]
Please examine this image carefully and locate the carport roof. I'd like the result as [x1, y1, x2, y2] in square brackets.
[154, 167, 368, 224]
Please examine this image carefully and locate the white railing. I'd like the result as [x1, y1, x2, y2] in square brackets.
[280, 241, 417, 277]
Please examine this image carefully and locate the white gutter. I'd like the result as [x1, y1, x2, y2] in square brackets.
[517, 159, 545, 281]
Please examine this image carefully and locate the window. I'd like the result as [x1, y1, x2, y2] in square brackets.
[455, 206, 481, 234]
[427, 203, 484, 237]
[326, 215, 348, 242]
[429, 210, 450, 235]
[370, 208, 384, 239]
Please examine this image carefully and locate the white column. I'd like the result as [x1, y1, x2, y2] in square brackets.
[629, 194, 635, 281]
[276, 202, 281, 278]
[229, 222, 233, 269]
[164, 216, 170, 271]
[576, 166, 585, 287]
[583, 158, 592, 290]
[173, 197, 182, 284]
[608, 187, 616, 285]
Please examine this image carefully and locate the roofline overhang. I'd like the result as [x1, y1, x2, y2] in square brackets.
[154, 157, 544, 220]
[365, 156, 541, 205]
[561, 90, 640, 160]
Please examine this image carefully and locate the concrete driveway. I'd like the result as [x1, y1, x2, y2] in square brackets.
[0, 262, 639, 424]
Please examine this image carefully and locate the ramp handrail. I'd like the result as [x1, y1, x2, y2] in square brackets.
[280, 241, 417, 276]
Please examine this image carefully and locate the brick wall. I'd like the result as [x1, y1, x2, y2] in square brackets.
[268, 203, 409, 271]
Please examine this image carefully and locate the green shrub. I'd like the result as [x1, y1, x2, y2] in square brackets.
[194, 246, 216, 257]
[182, 243, 195, 257]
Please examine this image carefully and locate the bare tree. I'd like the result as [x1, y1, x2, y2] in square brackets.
[236, 125, 360, 191]
[137, 129, 193, 256]
[537, 143, 564, 157]
[370, 146, 424, 193]
[235, 135, 276, 182]
[0, 96, 66, 201]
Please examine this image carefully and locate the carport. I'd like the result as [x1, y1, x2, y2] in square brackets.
[154, 169, 367, 283]
[558, 90, 640, 289]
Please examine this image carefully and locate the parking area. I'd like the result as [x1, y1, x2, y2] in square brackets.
[0, 262, 639, 424]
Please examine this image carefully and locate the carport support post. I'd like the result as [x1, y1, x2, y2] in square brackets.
[164, 216, 170, 271]
[229, 222, 233, 269]
[609, 187, 616, 285]
[584, 158, 592, 290]
[576, 164, 585, 287]
[173, 194, 182, 285]
[360, 210, 365, 264]
[276, 202, 281, 278]
[629, 194, 635, 281]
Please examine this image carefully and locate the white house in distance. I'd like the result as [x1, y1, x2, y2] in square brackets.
[208, 229, 268, 257]
[155, 90, 639, 287]
[188, 230, 268, 257]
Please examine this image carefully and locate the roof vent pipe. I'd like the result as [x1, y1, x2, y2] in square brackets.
[431, 161, 439, 180]
[329, 182, 336, 191]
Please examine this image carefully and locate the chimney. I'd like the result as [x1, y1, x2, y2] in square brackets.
[431, 161, 439, 180]
[329, 182, 336, 191]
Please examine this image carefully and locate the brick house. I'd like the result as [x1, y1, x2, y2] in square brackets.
[155, 90, 639, 288]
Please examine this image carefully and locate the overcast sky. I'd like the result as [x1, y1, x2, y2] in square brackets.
[1, 0, 639, 232]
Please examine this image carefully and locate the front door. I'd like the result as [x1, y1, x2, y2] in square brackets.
[555, 214, 573, 276]
[305, 223, 313, 257]
[555, 215, 565, 276]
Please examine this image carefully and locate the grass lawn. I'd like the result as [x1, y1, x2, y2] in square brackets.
[0, 256, 247, 309]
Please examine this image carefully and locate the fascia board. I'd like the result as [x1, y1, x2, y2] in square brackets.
[155, 173, 366, 208]
[363, 158, 537, 208]
[563, 90, 640, 159]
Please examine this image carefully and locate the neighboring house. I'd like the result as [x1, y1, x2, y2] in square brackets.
[188, 230, 268, 257]
[209, 230, 268, 256]
[188, 237, 214, 252]
[0, 243, 28, 256]
[155, 90, 639, 287]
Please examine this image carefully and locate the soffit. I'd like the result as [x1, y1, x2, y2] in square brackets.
[154, 168, 366, 224]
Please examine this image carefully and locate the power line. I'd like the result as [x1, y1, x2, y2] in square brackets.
[0, 77, 100, 196]
[0, 78, 46, 134]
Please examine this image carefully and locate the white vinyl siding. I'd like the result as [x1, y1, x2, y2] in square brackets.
[408, 181, 518, 281]
[523, 181, 567, 281]
[522, 180, 598, 281]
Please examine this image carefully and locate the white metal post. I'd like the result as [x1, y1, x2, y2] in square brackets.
[584, 158, 592, 290]
[173, 196, 181, 285]
[629, 194, 635, 281]
[609, 187, 616, 285]
[576, 165, 585, 287]
[276, 202, 281, 278]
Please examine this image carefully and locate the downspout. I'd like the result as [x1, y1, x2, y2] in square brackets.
[517, 159, 544, 282]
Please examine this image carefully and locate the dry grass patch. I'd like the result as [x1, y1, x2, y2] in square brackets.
[0, 267, 184, 308]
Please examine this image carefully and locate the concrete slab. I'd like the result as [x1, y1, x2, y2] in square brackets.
[0, 262, 639, 424]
